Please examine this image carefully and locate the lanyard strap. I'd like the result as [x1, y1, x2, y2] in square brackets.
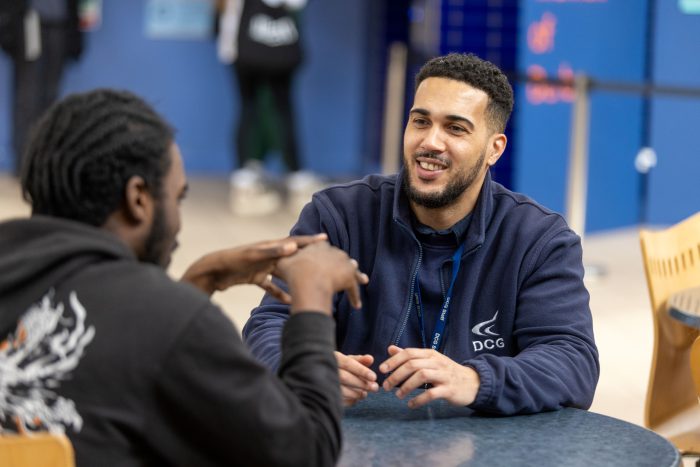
[414, 242, 465, 351]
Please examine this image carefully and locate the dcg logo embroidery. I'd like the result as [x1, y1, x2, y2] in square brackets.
[471, 311, 504, 352]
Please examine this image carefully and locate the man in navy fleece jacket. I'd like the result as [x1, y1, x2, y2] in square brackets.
[243, 53, 599, 415]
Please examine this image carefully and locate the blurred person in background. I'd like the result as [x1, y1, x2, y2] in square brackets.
[0, 88, 368, 465]
[0, 0, 83, 175]
[217, 0, 322, 216]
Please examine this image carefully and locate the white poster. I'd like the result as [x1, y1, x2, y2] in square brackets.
[144, 0, 215, 40]
[680, 0, 700, 14]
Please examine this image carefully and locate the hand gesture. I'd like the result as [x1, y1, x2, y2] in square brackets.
[274, 241, 369, 315]
[379, 345, 481, 409]
[180, 234, 327, 300]
[335, 352, 379, 406]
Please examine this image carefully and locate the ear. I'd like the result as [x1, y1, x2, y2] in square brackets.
[486, 133, 507, 167]
[123, 175, 154, 225]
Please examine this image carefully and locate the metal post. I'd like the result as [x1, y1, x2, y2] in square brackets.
[565, 74, 591, 239]
[381, 42, 408, 175]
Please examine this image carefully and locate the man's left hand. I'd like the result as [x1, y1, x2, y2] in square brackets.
[379, 345, 481, 409]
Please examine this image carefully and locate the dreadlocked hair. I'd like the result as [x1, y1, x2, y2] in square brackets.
[415, 53, 514, 134]
[20, 89, 174, 226]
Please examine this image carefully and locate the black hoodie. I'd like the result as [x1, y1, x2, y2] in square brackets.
[0, 216, 341, 466]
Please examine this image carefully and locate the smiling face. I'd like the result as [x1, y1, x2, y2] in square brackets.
[402, 77, 506, 226]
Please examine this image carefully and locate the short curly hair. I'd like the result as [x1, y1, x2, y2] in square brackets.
[21, 89, 174, 227]
[415, 53, 514, 133]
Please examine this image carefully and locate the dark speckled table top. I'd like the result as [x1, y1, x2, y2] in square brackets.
[339, 391, 680, 467]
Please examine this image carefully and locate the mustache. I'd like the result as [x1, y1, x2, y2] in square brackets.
[413, 151, 449, 166]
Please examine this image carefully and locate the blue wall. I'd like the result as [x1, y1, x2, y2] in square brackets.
[3, 1, 699, 231]
[0, 0, 368, 177]
[647, 1, 700, 225]
[515, 1, 648, 233]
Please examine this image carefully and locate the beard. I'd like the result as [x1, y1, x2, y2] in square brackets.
[403, 149, 486, 209]
[141, 203, 171, 268]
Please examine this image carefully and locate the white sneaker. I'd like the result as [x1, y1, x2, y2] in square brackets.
[229, 167, 260, 188]
[286, 171, 322, 192]
[229, 169, 281, 216]
[285, 171, 325, 215]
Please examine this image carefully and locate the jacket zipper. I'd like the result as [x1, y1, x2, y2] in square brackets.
[393, 221, 423, 346]
[392, 218, 482, 346]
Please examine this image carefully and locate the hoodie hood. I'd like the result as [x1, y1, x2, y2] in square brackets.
[0, 216, 134, 334]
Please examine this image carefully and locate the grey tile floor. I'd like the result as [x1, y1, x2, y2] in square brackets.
[0, 173, 693, 463]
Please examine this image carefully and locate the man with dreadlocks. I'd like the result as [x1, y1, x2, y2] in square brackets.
[0, 88, 367, 466]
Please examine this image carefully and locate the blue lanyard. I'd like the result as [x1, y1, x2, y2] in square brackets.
[414, 243, 465, 351]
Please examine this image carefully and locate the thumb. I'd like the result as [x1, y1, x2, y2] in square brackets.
[257, 241, 298, 260]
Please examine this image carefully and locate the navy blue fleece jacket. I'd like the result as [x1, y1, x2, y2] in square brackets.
[243, 170, 599, 415]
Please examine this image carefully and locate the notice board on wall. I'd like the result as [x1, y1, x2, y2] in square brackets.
[144, 0, 215, 40]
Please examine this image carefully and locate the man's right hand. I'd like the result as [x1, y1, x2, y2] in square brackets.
[180, 234, 327, 298]
[335, 352, 379, 406]
[274, 241, 369, 315]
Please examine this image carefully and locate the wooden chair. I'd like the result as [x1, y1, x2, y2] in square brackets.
[692, 336, 700, 402]
[0, 431, 75, 467]
[640, 212, 700, 455]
